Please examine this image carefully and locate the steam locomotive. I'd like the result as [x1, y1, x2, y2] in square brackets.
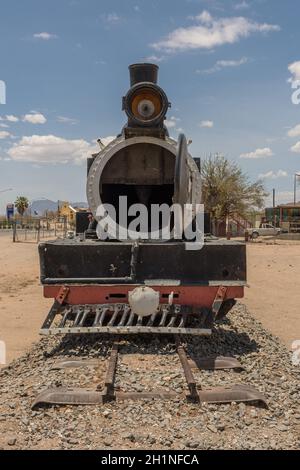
[39, 63, 246, 336]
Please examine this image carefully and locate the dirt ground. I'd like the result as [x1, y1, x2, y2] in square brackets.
[0, 234, 51, 366]
[244, 239, 300, 348]
[0, 233, 299, 367]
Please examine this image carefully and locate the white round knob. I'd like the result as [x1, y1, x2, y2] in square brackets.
[128, 286, 160, 317]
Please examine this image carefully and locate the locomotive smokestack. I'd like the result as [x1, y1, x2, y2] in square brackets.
[124, 63, 168, 132]
[129, 63, 159, 86]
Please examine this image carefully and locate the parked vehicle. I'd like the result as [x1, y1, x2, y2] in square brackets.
[248, 223, 281, 239]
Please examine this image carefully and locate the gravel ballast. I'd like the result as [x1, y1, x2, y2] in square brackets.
[0, 303, 299, 450]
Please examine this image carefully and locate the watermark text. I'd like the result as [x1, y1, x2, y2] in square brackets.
[291, 80, 300, 105]
[95, 197, 205, 251]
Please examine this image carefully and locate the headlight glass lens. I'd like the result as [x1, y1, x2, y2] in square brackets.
[131, 90, 162, 121]
[138, 99, 155, 118]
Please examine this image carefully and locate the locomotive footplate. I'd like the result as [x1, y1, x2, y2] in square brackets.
[40, 302, 212, 336]
[32, 339, 267, 408]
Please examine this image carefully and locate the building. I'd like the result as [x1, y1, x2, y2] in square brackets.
[265, 203, 300, 232]
[58, 201, 88, 226]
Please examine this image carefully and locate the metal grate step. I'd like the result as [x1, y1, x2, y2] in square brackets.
[40, 303, 212, 336]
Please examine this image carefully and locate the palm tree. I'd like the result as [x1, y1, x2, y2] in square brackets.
[201, 155, 268, 235]
[15, 196, 29, 217]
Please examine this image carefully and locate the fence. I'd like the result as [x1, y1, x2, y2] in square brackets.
[8, 218, 71, 243]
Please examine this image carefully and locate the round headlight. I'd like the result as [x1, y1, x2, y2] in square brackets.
[132, 90, 162, 121]
[124, 83, 169, 127]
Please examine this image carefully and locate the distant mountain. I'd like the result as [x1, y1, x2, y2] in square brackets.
[29, 199, 58, 216]
[70, 201, 88, 209]
[28, 199, 88, 216]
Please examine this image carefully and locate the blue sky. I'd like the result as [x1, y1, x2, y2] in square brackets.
[1, 0, 300, 213]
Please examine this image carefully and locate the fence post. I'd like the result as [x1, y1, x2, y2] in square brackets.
[63, 217, 67, 238]
[37, 220, 41, 243]
[12, 221, 17, 243]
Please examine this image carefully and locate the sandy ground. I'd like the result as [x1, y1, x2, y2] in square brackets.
[244, 240, 300, 348]
[0, 233, 299, 367]
[0, 234, 51, 365]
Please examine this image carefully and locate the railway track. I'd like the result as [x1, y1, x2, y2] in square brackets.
[33, 336, 267, 408]
[1, 305, 299, 450]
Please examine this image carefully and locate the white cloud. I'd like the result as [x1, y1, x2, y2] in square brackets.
[287, 124, 300, 138]
[0, 123, 9, 128]
[290, 141, 300, 153]
[57, 116, 79, 125]
[33, 32, 58, 40]
[0, 131, 11, 139]
[23, 113, 47, 124]
[152, 10, 280, 53]
[288, 61, 300, 82]
[107, 13, 120, 23]
[101, 13, 122, 25]
[1, 114, 47, 124]
[198, 57, 247, 74]
[194, 11, 213, 24]
[7, 135, 94, 165]
[234, 1, 250, 10]
[165, 120, 176, 129]
[259, 170, 288, 180]
[165, 116, 181, 129]
[199, 120, 214, 128]
[240, 147, 274, 159]
[5, 115, 19, 122]
[145, 55, 166, 63]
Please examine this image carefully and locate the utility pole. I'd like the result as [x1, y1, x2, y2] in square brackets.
[294, 174, 300, 204]
[273, 189, 276, 226]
